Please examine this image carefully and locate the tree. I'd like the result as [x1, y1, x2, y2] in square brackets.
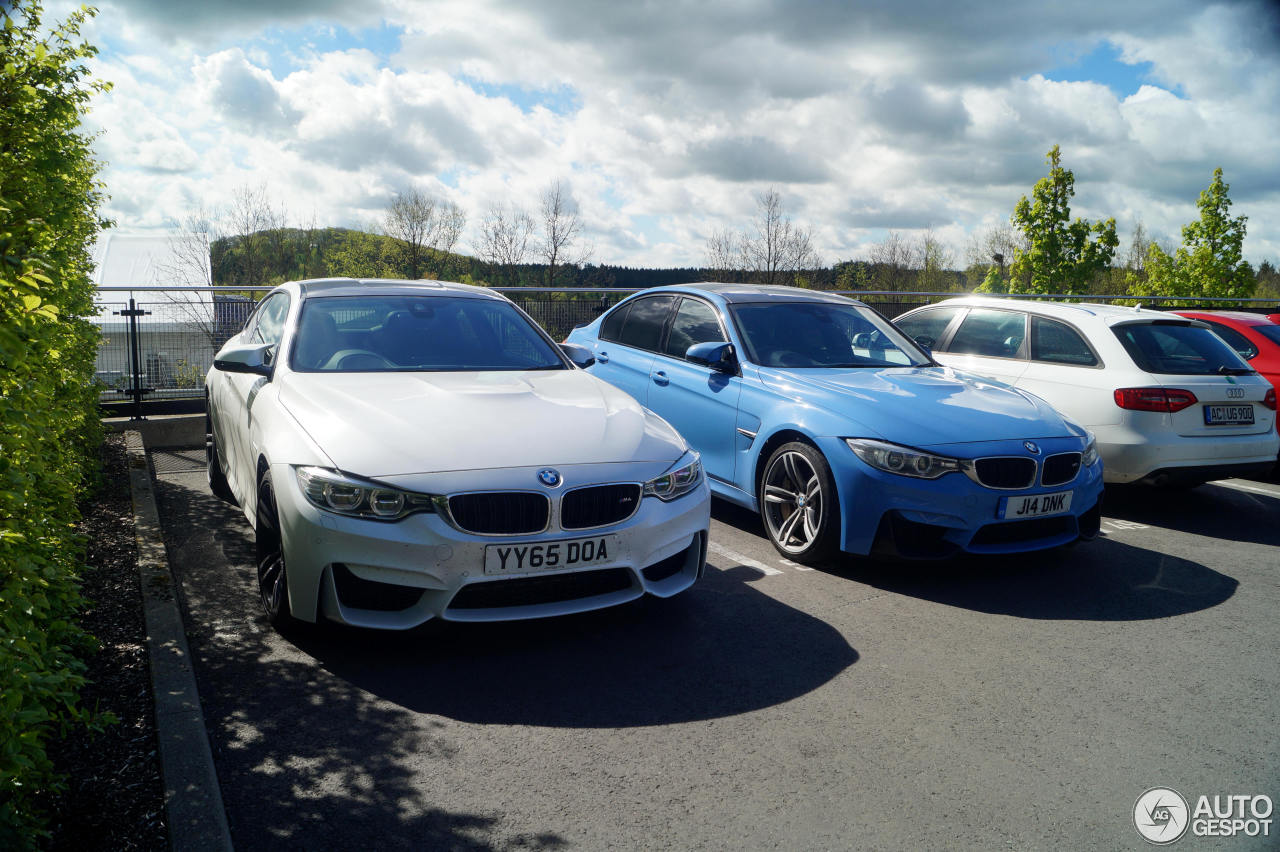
[1134, 169, 1254, 305]
[703, 227, 739, 282]
[1008, 145, 1118, 295]
[0, 0, 110, 843]
[539, 179, 592, 287]
[225, 183, 272, 285]
[867, 231, 912, 290]
[914, 228, 955, 292]
[383, 189, 466, 280]
[741, 187, 819, 286]
[963, 223, 1023, 290]
[477, 202, 535, 286]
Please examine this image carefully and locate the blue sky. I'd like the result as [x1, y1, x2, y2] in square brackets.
[68, 0, 1280, 269]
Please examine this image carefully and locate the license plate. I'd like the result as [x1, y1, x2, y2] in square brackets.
[998, 490, 1073, 520]
[1203, 404, 1254, 426]
[484, 535, 616, 576]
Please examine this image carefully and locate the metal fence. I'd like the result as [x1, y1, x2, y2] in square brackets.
[95, 284, 1280, 417]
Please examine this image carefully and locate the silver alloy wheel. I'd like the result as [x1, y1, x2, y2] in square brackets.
[762, 449, 825, 554]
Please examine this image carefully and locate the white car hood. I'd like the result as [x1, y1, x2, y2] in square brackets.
[278, 369, 686, 477]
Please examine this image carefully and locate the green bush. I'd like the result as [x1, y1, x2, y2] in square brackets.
[0, 1, 112, 846]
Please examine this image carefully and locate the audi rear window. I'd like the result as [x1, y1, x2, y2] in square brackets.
[1112, 321, 1255, 376]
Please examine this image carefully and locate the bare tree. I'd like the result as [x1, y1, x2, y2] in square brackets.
[914, 228, 955, 292]
[868, 231, 912, 290]
[478, 202, 536, 285]
[226, 183, 272, 286]
[539, 179, 592, 286]
[1125, 221, 1149, 272]
[703, 227, 740, 282]
[740, 187, 819, 286]
[430, 199, 466, 278]
[384, 189, 437, 279]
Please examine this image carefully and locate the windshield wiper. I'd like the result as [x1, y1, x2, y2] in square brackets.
[1217, 365, 1255, 376]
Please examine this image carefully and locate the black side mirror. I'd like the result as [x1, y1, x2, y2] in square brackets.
[559, 342, 596, 368]
[686, 341, 737, 374]
[214, 343, 275, 378]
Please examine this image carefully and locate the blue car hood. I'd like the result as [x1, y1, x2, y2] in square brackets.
[758, 365, 1079, 447]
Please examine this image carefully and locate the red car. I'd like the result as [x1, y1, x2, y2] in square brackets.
[1173, 309, 1280, 396]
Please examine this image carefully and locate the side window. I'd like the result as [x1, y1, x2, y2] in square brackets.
[664, 298, 725, 359]
[600, 302, 630, 342]
[1030, 316, 1098, 366]
[617, 295, 676, 353]
[947, 308, 1027, 358]
[250, 293, 290, 347]
[1202, 321, 1258, 361]
[895, 306, 962, 350]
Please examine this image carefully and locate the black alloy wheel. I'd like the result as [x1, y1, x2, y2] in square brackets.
[206, 411, 235, 504]
[255, 469, 293, 625]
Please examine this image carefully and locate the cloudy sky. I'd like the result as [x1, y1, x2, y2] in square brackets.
[66, 0, 1280, 270]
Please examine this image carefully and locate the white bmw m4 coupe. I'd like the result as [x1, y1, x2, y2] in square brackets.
[205, 278, 709, 631]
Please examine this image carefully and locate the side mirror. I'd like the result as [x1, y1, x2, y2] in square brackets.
[686, 341, 737, 374]
[559, 342, 596, 368]
[214, 343, 275, 377]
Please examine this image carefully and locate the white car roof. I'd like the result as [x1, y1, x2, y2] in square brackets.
[919, 296, 1198, 327]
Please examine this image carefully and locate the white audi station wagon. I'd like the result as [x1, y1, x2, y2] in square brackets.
[205, 279, 709, 631]
[895, 297, 1278, 485]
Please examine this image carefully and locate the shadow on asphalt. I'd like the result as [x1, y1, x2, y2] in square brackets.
[710, 495, 1238, 622]
[156, 474, 574, 851]
[1104, 480, 1280, 547]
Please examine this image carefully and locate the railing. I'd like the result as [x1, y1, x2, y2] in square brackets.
[94, 284, 1280, 418]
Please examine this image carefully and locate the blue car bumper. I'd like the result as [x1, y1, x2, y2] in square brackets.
[818, 436, 1106, 558]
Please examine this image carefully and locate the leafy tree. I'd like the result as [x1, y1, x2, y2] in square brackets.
[975, 264, 1008, 294]
[0, 0, 111, 845]
[1008, 145, 1118, 295]
[1132, 169, 1254, 305]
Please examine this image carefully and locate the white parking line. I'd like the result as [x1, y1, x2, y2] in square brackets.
[1211, 479, 1280, 498]
[1101, 518, 1151, 533]
[707, 541, 785, 576]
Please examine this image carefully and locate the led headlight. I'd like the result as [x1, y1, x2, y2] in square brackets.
[1081, 434, 1099, 468]
[644, 452, 703, 501]
[295, 466, 438, 521]
[845, 438, 962, 479]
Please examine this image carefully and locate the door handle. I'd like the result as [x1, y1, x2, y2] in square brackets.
[651, 370, 669, 386]
[597, 351, 610, 363]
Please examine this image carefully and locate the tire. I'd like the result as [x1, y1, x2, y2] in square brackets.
[206, 413, 236, 504]
[255, 469, 293, 626]
[758, 441, 841, 564]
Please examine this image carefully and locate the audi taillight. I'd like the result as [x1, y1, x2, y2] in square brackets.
[1264, 388, 1276, 411]
[1113, 387, 1198, 413]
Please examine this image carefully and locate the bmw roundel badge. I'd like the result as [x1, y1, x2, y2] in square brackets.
[537, 468, 562, 487]
[1024, 441, 1041, 455]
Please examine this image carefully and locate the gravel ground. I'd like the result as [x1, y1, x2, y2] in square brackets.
[43, 433, 167, 851]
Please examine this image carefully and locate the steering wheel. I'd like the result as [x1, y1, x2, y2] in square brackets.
[322, 349, 394, 370]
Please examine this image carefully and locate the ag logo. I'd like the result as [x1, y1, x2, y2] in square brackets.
[1134, 787, 1190, 844]
[537, 468, 562, 488]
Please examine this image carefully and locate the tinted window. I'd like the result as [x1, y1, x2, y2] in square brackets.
[664, 298, 725, 358]
[292, 295, 565, 372]
[730, 301, 929, 368]
[251, 293, 290, 347]
[947, 308, 1026, 358]
[617, 295, 675, 352]
[1113, 322, 1253, 376]
[895, 306, 962, 349]
[1255, 325, 1280, 346]
[600, 302, 630, 342]
[1201, 320, 1258, 361]
[1030, 316, 1098, 366]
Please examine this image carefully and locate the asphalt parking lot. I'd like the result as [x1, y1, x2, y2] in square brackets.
[149, 446, 1280, 851]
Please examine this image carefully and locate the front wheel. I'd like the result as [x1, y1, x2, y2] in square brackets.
[759, 441, 841, 564]
[255, 469, 293, 626]
[206, 412, 235, 504]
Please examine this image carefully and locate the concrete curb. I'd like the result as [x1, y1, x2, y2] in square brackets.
[125, 431, 234, 852]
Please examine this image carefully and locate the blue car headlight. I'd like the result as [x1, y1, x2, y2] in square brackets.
[845, 438, 962, 479]
[295, 466, 439, 521]
[644, 452, 703, 501]
[1081, 434, 1099, 468]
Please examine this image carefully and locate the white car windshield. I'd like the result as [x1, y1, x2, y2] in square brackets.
[729, 301, 931, 369]
[291, 295, 567, 372]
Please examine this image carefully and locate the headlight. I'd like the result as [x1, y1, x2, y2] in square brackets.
[1081, 434, 1099, 467]
[295, 466, 439, 521]
[644, 452, 703, 501]
[845, 438, 962, 479]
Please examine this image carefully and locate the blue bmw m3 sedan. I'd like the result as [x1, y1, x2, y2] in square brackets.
[566, 283, 1105, 564]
